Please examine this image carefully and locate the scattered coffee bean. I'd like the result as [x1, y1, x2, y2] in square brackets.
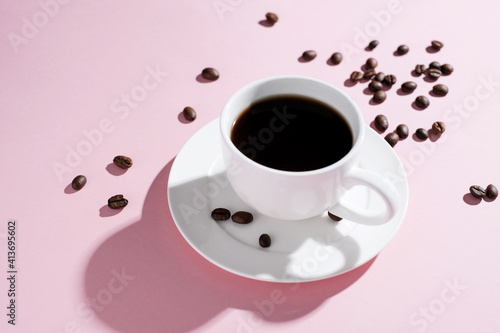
[328, 212, 343, 222]
[385, 132, 399, 147]
[401, 81, 417, 93]
[366, 57, 378, 69]
[331, 52, 343, 65]
[470, 185, 486, 199]
[182, 106, 196, 121]
[432, 121, 446, 134]
[363, 69, 376, 79]
[397, 44, 409, 55]
[427, 68, 442, 79]
[441, 64, 454, 75]
[368, 40, 379, 50]
[432, 84, 448, 96]
[374, 114, 389, 132]
[431, 40, 444, 50]
[415, 95, 430, 109]
[211, 208, 231, 221]
[384, 74, 397, 86]
[373, 90, 387, 103]
[396, 124, 409, 140]
[415, 128, 429, 141]
[374, 72, 385, 82]
[486, 184, 498, 200]
[108, 194, 128, 209]
[265, 12, 279, 24]
[369, 80, 383, 92]
[71, 175, 87, 191]
[259, 234, 272, 248]
[231, 211, 254, 224]
[415, 64, 426, 76]
[302, 50, 317, 61]
[113, 155, 133, 169]
[201, 67, 219, 81]
[350, 71, 364, 82]
[429, 61, 441, 70]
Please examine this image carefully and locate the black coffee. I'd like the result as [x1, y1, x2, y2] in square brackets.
[231, 95, 353, 171]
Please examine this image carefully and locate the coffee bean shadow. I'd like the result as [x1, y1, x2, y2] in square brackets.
[326, 58, 337, 66]
[411, 133, 426, 142]
[360, 64, 368, 72]
[363, 87, 374, 96]
[258, 20, 274, 27]
[426, 46, 439, 54]
[84, 159, 374, 333]
[196, 74, 214, 83]
[369, 121, 385, 134]
[64, 183, 78, 194]
[106, 163, 127, 176]
[297, 56, 313, 63]
[381, 84, 393, 92]
[369, 98, 383, 106]
[392, 51, 404, 57]
[429, 91, 445, 98]
[411, 102, 426, 111]
[483, 196, 496, 203]
[428, 130, 442, 142]
[364, 46, 372, 52]
[177, 111, 193, 124]
[423, 75, 438, 83]
[410, 70, 421, 78]
[463, 193, 481, 205]
[99, 204, 124, 217]
[396, 88, 412, 96]
[344, 79, 357, 88]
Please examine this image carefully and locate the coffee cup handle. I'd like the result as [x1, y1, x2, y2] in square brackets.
[328, 167, 400, 225]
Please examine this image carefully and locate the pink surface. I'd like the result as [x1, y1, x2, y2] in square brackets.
[1, 0, 500, 332]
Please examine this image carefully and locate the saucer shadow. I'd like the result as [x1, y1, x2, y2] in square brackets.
[196, 74, 213, 83]
[463, 193, 481, 205]
[106, 163, 127, 176]
[258, 19, 274, 27]
[64, 183, 78, 194]
[84, 159, 375, 333]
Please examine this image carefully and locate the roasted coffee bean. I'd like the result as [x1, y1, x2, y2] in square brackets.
[350, 71, 364, 82]
[265, 12, 279, 24]
[259, 234, 271, 248]
[368, 40, 379, 50]
[384, 74, 397, 86]
[432, 121, 446, 134]
[415, 95, 430, 109]
[231, 211, 254, 224]
[415, 64, 426, 76]
[363, 69, 376, 79]
[397, 44, 409, 55]
[432, 84, 448, 96]
[182, 106, 196, 121]
[441, 64, 454, 75]
[328, 212, 343, 221]
[113, 155, 133, 169]
[401, 81, 417, 93]
[374, 114, 389, 132]
[108, 194, 128, 209]
[201, 67, 219, 81]
[470, 185, 486, 199]
[427, 68, 442, 79]
[366, 57, 378, 69]
[302, 50, 317, 61]
[396, 124, 409, 140]
[330, 52, 342, 64]
[374, 72, 385, 82]
[71, 175, 87, 191]
[211, 208, 231, 221]
[373, 90, 387, 103]
[415, 128, 429, 141]
[429, 61, 441, 70]
[385, 132, 399, 147]
[369, 80, 383, 92]
[486, 184, 498, 200]
[431, 40, 444, 50]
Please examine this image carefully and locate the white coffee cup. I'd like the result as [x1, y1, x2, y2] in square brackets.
[220, 75, 400, 224]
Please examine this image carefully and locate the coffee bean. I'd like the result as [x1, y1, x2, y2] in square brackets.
[201, 67, 219, 81]
[441, 64, 454, 75]
[373, 90, 387, 103]
[328, 212, 343, 221]
[363, 69, 376, 79]
[432, 121, 446, 134]
[415, 128, 429, 141]
[396, 124, 409, 140]
[366, 57, 378, 69]
[374, 72, 385, 82]
[401, 81, 417, 93]
[486, 184, 498, 200]
[397, 44, 409, 55]
[429, 61, 441, 70]
[368, 40, 379, 50]
[374, 114, 389, 132]
[415, 95, 430, 109]
[113, 155, 133, 169]
[431, 40, 444, 50]
[383, 74, 397, 86]
[384, 132, 399, 147]
[369, 80, 383, 92]
[470, 185, 486, 199]
[211, 208, 231, 221]
[182, 106, 196, 121]
[432, 84, 448, 96]
[330, 52, 342, 65]
[259, 234, 271, 248]
[231, 211, 254, 224]
[71, 175, 87, 191]
[427, 68, 442, 79]
[265, 12, 278, 24]
[350, 71, 364, 82]
[415, 64, 426, 76]
[108, 194, 128, 209]
[302, 50, 317, 61]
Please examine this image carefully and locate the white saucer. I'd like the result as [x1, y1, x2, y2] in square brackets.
[167, 119, 408, 283]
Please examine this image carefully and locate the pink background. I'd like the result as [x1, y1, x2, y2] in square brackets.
[1, 0, 500, 332]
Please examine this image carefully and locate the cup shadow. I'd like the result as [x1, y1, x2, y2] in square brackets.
[84, 159, 375, 333]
